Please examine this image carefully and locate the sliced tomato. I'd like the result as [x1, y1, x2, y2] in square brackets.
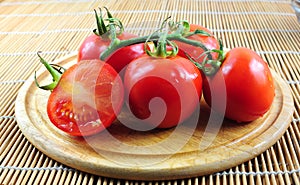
[47, 60, 124, 136]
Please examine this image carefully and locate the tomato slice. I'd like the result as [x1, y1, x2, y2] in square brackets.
[47, 60, 124, 136]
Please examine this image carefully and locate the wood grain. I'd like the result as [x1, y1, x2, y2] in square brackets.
[15, 54, 294, 181]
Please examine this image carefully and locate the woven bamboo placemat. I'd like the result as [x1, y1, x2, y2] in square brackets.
[0, 0, 299, 184]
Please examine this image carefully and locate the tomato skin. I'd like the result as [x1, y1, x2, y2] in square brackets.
[47, 60, 124, 136]
[174, 24, 220, 62]
[202, 47, 275, 122]
[78, 34, 109, 61]
[105, 43, 145, 73]
[78, 32, 138, 62]
[78, 33, 145, 74]
[124, 55, 202, 128]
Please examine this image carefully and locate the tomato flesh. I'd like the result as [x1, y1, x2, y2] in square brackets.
[47, 60, 124, 136]
[124, 55, 202, 128]
[202, 47, 275, 122]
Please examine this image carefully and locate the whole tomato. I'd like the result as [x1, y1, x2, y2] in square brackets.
[78, 32, 138, 60]
[202, 47, 275, 122]
[105, 43, 145, 74]
[78, 33, 145, 74]
[124, 55, 202, 128]
[174, 24, 220, 62]
[77, 8, 145, 73]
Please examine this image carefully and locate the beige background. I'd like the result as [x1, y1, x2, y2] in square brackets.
[0, 0, 300, 184]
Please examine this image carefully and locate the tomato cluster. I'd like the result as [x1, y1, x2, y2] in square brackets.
[36, 9, 275, 136]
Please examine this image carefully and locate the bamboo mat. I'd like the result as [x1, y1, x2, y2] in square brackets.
[0, 0, 300, 184]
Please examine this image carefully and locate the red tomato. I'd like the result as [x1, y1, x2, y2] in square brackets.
[78, 32, 137, 61]
[78, 33, 145, 74]
[124, 55, 202, 128]
[105, 43, 145, 73]
[174, 24, 220, 62]
[202, 47, 275, 122]
[47, 60, 124, 136]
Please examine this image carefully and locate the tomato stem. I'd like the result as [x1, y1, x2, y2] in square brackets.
[100, 18, 215, 60]
[185, 47, 225, 76]
[100, 31, 210, 60]
[93, 12, 216, 61]
[168, 20, 192, 37]
[185, 52, 219, 76]
[34, 52, 62, 91]
[107, 19, 121, 49]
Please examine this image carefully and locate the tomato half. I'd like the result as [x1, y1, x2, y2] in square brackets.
[47, 60, 124, 136]
[124, 55, 202, 128]
[174, 24, 220, 62]
[202, 47, 275, 122]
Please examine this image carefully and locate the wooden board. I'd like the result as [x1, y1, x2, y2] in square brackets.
[15, 53, 294, 181]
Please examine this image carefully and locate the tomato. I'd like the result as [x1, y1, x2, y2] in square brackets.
[124, 55, 202, 128]
[202, 47, 275, 122]
[78, 33, 145, 74]
[105, 43, 145, 73]
[174, 24, 220, 62]
[47, 60, 124, 136]
[78, 32, 137, 61]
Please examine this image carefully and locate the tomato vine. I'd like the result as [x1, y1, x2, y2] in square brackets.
[99, 19, 215, 61]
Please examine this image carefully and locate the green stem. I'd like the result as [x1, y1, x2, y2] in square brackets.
[35, 52, 62, 91]
[185, 52, 221, 76]
[156, 32, 168, 58]
[171, 36, 212, 59]
[100, 34, 156, 60]
[145, 30, 178, 58]
[107, 22, 121, 48]
[100, 32, 211, 60]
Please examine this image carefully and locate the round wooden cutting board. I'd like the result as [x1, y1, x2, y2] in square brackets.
[15, 54, 294, 180]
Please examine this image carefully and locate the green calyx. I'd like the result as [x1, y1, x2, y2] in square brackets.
[93, 7, 124, 39]
[144, 21, 178, 58]
[93, 8, 107, 36]
[145, 40, 178, 58]
[34, 52, 65, 91]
